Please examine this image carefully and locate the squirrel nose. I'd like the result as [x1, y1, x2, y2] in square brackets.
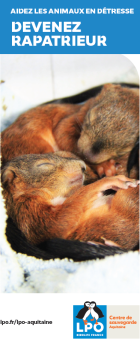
[81, 166, 86, 173]
[79, 161, 86, 173]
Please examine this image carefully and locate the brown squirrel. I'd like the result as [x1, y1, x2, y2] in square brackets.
[2, 84, 139, 179]
[1, 97, 98, 182]
[77, 84, 139, 166]
[2, 152, 139, 250]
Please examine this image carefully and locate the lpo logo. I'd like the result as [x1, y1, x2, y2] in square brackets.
[73, 301, 107, 338]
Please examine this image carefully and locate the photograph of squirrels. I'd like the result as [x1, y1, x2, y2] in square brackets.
[1, 55, 139, 269]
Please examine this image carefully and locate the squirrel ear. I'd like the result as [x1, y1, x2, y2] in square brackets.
[1, 168, 15, 185]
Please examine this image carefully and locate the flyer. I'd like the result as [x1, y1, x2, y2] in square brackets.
[0, 1, 139, 338]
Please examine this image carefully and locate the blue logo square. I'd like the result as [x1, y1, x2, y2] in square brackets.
[73, 303, 107, 338]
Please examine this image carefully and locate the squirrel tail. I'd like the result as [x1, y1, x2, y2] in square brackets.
[6, 217, 126, 262]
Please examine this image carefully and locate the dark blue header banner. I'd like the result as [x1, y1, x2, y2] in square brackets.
[0, 0, 139, 53]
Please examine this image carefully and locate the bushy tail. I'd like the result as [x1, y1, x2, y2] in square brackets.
[6, 217, 126, 262]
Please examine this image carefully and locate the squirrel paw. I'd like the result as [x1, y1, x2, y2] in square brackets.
[93, 159, 117, 178]
[98, 175, 139, 195]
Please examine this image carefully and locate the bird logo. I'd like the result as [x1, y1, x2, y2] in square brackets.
[76, 301, 104, 325]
